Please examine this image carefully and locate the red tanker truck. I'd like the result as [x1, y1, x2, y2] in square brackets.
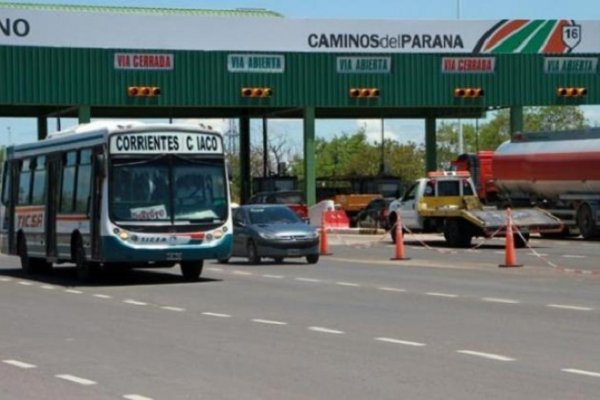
[453, 128, 600, 239]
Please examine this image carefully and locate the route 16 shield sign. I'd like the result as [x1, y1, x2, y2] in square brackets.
[562, 24, 582, 49]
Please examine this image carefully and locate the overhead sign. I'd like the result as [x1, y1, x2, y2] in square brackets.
[227, 54, 284, 73]
[441, 57, 496, 73]
[1, 7, 600, 54]
[336, 57, 391, 73]
[109, 132, 223, 155]
[114, 53, 174, 70]
[544, 57, 598, 73]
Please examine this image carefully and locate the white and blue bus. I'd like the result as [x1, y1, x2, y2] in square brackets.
[0, 121, 232, 281]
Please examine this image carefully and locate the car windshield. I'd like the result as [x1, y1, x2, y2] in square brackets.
[110, 156, 228, 223]
[247, 206, 300, 225]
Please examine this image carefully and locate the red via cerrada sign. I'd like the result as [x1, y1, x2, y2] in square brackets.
[114, 53, 174, 70]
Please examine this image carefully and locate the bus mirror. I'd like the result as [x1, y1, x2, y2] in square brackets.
[95, 153, 106, 178]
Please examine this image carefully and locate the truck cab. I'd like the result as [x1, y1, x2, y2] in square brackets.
[388, 171, 483, 246]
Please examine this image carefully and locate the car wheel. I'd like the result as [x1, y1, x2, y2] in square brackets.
[273, 257, 284, 263]
[180, 261, 204, 281]
[247, 240, 261, 264]
[306, 254, 319, 264]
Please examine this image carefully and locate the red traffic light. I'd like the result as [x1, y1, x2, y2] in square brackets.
[241, 87, 272, 97]
[454, 87, 484, 98]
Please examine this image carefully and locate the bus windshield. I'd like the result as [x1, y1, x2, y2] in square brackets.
[110, 156, 228, 223]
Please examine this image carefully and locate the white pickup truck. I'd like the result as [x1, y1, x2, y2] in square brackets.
[387, 171, 562, 247]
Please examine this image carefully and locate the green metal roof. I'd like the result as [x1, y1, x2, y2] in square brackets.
[0, 1, 284, 17]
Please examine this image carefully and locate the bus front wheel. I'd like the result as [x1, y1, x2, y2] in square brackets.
[180, 261, 203, 281]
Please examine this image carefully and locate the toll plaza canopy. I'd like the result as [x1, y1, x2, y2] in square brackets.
[2, 2, 600, 203]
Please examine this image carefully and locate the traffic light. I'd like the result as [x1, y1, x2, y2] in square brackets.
[241, 87, 272, 97]
[454, 87, 484, 98]
[556, 87, 587, 97]
[349, 88, 380, 98]
[128, 86, 161, 97]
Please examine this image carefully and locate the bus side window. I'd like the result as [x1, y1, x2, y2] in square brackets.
[75, 149, 92, 214]
[60, 151, 77, 213]
[31, 156, 46, 205]
[17, 159, 32, 205]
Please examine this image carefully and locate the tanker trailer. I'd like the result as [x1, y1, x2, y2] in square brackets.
[492, 128, 600, 239]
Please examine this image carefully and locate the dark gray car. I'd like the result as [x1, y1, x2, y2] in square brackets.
[220, 204, 320, 264]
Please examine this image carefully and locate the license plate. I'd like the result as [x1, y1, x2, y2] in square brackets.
[287, 249, 300, 256]
[166, 252, 182, 261]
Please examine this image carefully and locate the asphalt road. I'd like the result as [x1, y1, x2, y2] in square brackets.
[1, 233, 599, 399]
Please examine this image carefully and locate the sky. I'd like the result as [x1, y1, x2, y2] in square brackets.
[2, 0, 600, 149]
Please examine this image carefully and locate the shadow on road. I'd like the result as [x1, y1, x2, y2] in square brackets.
[0, 265, 221, 288]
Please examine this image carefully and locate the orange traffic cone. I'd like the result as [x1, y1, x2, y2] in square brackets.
[391, 211, 410, 261]
[499, 208, 522, 268]
[320, 211, 332, 256]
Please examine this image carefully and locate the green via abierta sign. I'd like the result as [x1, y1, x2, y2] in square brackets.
[336, 57, 391, 73]
[227, 54, 285, 73]
[544, 57, 598, 73]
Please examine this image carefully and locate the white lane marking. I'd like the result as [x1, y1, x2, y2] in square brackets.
[18, 281, 33, 286]
[562, 255, 587, 259]
[482, 297, 521, 304]
[93, 294, 112, 299]
[55, 374, 97, 385]
[375, 337, 426, 347]
[65, 289, 83, 294]
[252, 319, 288, 326]
[123, 395, 154, 400]
[0, 277, 12, 282]
[123, 299, 147, 306]
[426, 292, 458, 298]
[296, 277, 321, 283]
[377, 287, 407, 293]
[308, 326, 345, 335]
[202, 312, 231, 318]
[2, 359, 37, 369]
[494, 251, 505, 254]
[263, 274, 284, 279]
[547, 304, 593, 311]
[336, 282, 360, 287]
[207, 267, 223, 272]
[562, 368, 600, 378]
[232, 270, 252, 276]
[161, 306, 186, 312]
[40, 285, 56, 290]
[457, 350, 515, 362]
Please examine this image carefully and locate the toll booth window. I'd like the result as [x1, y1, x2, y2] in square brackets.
[462, 179, 474, 196]
[31, 156, 47, 205]
[437, 181, 460, 196]
[17, 159, 32, 205]
[60, 151, 77, 213]
[75, 150, 92, 213]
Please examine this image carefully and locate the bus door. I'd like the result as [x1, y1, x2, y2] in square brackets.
[45, 156, 61, 259]
[90, 149, 104, 259]
[0, 161, 16, 254]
